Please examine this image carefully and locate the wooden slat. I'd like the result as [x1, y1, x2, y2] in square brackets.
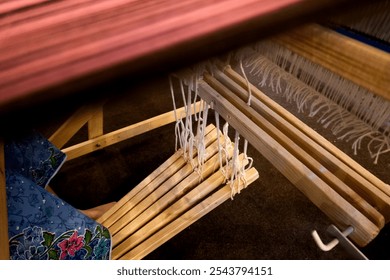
[105, 129, 221, 234]
[223, 66, 390, 200]
[62, 101, 202, 160]
[206, 71, 385, 228]
[273, 23, 390, 101]
[111, 143, 234, 250]
[98, 150, 183, 225]
[212, 69, 390, 225]
[97, 124, 217, 226]
[112, 168, 228, 259]
[198, 81, 379, 247]
[118, 167, 259, 260]
[0, 139, 9, 259]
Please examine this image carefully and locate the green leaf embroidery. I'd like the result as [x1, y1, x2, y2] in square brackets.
[102, 228, 111, 239]
[95, 226, 103, 237]
[42, 232, 55, 247]
[48, 249, 58, 260]
[84, 245, 92, 259]
[85, 229, 92, 244]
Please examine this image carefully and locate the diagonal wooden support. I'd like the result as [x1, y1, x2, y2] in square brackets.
[88, 105, 104, 140]
[49, 99, 106, 149]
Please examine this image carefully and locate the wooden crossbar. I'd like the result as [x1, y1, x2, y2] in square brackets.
[61, 101, 202, 160]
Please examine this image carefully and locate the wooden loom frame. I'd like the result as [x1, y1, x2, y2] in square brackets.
[198, 66, 390, 248]
[48, 99, 259, 259]
[0, 95, 259, 260]
[0, 60, 388, 258]
[1, 3, 389, 258]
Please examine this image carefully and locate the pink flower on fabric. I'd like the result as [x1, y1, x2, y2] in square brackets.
[58, 231, 84, 259]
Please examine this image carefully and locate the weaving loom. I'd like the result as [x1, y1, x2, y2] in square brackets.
[1, 0, 389, 259]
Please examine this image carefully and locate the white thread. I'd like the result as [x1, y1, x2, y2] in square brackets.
[247, 42, 390, 163]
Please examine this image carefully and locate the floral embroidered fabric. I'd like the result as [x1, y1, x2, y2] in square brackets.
[5, 132, 112, 260]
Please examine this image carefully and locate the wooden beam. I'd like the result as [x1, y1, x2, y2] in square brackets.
[98, 150, 184, 225]
[62, 101, 202, 160]
[0, 139, 9, 259]
[198, 80, 379, 247]
[111, 167, 228, 259]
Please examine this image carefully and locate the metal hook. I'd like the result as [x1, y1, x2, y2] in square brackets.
[312, 226, 353, 251]
[311, 225, 368, 260]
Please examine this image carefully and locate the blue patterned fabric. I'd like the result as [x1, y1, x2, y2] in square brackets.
[5, 132, 111, 260]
